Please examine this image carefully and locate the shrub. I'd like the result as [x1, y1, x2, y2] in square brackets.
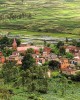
[28, 94, 36, 99]
[71, 72, 80, 81]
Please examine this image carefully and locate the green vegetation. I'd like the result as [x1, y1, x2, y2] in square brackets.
[0, 77, 80, 100]
[0, 36, 20, 56]
[0, 43, 80, 100]
[22, 53, 35, 70]
[0, 29, 79, 38]
[0, 0, 80, 100]
[49, 60, 60, 70]
[65, 52, 74, 59]
[0, 0, 80, 37]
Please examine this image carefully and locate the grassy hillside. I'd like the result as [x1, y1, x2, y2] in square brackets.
[1, 79, 80, 100]
[0, 0, 80, 35]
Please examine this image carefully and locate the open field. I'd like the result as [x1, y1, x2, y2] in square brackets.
[0, 0, 80, 35]
[0, 29, 79, 38]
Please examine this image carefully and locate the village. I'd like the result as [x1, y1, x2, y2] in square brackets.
[0, 0, 80, 99]
[0, 34, 80, 76]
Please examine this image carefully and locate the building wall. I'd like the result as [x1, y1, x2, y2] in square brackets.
[61, 59, 70, 69]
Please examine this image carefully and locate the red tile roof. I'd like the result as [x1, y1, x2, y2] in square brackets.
[17, 46, 42, 52]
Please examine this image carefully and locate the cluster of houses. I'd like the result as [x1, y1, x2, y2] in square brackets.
[0, 38, 80, 75]
[61, 46, 80, 75]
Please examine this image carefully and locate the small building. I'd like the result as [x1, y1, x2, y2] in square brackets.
[60, 58, 70, 69]
[0, 56, 5, 63]
[44, 47, 51, 54]
[65, 46, 79, 54]
[35, 57, 45, 65]
[0, 51, 5, 63]
[61, 68, 77, 75]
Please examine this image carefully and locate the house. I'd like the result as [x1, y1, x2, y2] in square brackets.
[44, 47, 51, 54]
[42, 52, 48, 57]
[61, 68, 77, 75]
[0, 56, 5, 63]
[65, 46, 79, 54]
[8, 52, 23, 65]
[17, 46, 42, 54]
[35, 57, 45, 65]
[0, 51, 5, 63]
[60, 58, 70, 69]
[73, 56, 80, 66]
[8, 55, 22, 65]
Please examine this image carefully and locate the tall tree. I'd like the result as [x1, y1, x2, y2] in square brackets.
[0, 36, 9, 49]
[22, 53, 35, 70]
[1, 61, 19, 83]
[49, 60, 60, 70]
[20, 66, 48, 93]
[77, 42, 80, 47]
[59, 47, 65, 56]
[56, 41, 64, 49]
[26, 48, 34, 54]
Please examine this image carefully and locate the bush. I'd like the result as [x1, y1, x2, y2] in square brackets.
[28, 94, 36, 99]
[51, 71, 60, 78]
[68, 80, 72, 84]
[28, 94, 44, 100]
[71, 72, 80, 81]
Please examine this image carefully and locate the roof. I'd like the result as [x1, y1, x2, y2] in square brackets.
[66, 46, 76, 49]
[17, 46, 42, 52]
[62, 68, 76, 72]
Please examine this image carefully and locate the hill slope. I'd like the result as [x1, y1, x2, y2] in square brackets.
[0, 0, 80, 34]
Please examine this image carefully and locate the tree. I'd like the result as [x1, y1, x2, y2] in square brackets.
[44, 40, 47, 47]
[0, 37, 21, 50]
[51, 45, 59, 55]
[22, 53, 35, 70]
[20, 66, 48, 93]
[2, 48, 13, 57]
[65, 52, 74, 59]
[65, 37, 68, 43]
[47, 43, 50, 47]
[39, 48, 43, 54]
[72, 39, 77, 46]
[58, 76, 68, 96]
[77, 42, 80, 47]
[10, 38, 21, 46]
[49, 60, 60, 70]
[26, 48, 34, 54]
[59, 47, 65, 56]
[0, 36, 10, 50]
[1, 61, 19, 83]
[56, 41, 64, 48]
[71, 72, 80, 81]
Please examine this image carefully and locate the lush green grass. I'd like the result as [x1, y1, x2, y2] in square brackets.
[0, 29, 79, 38]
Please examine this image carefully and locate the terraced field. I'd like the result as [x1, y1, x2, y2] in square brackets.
[0, 0, 80, 36]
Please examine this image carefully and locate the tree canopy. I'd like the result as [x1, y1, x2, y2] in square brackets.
[49, 60, 60, 70]
[56, 41, 64, 49]
[22, 53, 35, 70]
